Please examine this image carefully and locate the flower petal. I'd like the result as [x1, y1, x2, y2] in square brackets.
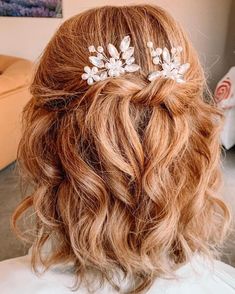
[120, 35, 130, 52]
[93, 75, 101, 82]
[125, 64, 140, 72]
[87, 77, 94, 85]
[171, 69, 178, 76]
[162, 47, 171, 64]
[126, 57, 135, 65]
[92, 66, 98, 74]
[162, 63, 171, 71]
[97, 53, 103, 59]
[108, 69, 115, 77]
[117, 60, 122, 67]
[113, 70, 120, 77]
[120, 67, 125, 74]
[81, 73, 89, 80]
[100, 72, 108, 80]
[108, 43, 120, 59]
[89, 56, 104, 68]
[105, 62, 111, 69]
[148, 71, 162, 81]
[122, 47, 134, 60]
[84, 66, 91, 73]
[178, 63, 190, 74]
[171, 47, 177, 55]
[176, 77, 185, 83]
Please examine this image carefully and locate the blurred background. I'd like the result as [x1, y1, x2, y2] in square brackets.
[0, 0, 234, 265]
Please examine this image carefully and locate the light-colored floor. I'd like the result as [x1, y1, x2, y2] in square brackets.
[0, 147, 235, 266]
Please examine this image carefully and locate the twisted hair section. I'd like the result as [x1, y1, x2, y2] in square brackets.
[12, 4, 231, 294]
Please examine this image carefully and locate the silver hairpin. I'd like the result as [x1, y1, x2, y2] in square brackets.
[146, 41, 190, 83]
[82, 36, 140, 85]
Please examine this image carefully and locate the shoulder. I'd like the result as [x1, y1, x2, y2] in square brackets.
[0, 254, 234, 294]
[0, 254, 80, 294]
[0, 254, 32, 280]
[148, 255, 235, 294]
[0, 255, 37, 294]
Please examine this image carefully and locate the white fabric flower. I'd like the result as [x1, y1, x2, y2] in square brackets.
[147, 42, 190, 83]
[105, 58, 125, 77]
[81, 66, 100, 85]
[82, 36, 140, 85]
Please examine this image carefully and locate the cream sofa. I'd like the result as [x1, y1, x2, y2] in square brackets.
[0, 55, 33, 170]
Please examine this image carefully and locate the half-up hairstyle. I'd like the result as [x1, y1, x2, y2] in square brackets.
[13, 4, 231, 294]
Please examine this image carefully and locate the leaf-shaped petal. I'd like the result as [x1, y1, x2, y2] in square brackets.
[89, 56, 104, 68]
[113, 70, 121, 77]
[108, 69, 115, 77]
[176, 77, 185, 83]
[100, 71, 108, 80]
[93, 75, 101, 82]
[171, 47, 177, 55]
[171, 69, 178, 76]
[148, 71, 162, 81]
[107, 43, 120, 59]
[162, 63, 171, 71]
[162, 47, 171, 64]
[120, 36, 130, 52]
[120, 67, 125, 74]
[178, 63, 190, 74]
[122, 47, 134, 60]
[125, 64, 140, 72]
[126, 57, 135, 65]
[105, 62, 111, 69]
[92, 66, 98, 74]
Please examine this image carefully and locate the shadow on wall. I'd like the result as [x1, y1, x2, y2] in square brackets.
[224, 0, 235, 72]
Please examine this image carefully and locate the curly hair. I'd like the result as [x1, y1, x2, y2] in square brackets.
[12, 4, 231, 294]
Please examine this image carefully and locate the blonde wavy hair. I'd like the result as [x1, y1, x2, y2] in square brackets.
[13, 4, 231, 294]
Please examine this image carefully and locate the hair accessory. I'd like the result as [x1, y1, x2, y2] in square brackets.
[82, 36, 140, 85]
[146, 41, 190, 83]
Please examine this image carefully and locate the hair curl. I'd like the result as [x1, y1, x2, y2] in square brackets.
[12, 4, 231, 294]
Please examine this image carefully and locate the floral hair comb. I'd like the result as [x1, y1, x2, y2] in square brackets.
[81, 36, 190, 85]
[81, 35, 140, 85]
[146, 41, 190, 83]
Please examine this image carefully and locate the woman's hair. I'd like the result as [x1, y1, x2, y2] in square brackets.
[13, 4, 231, 294]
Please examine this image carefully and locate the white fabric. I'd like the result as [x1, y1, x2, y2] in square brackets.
[221, 107, 235, 150]
[215, 67, 235, 150]
[0, 252, 235, 294]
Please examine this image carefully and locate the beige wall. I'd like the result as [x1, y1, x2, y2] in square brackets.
[0, 0, 232, 88]
[225, 0, 235, 69]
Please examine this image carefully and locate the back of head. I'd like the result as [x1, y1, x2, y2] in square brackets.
[13, 4, 231, 294]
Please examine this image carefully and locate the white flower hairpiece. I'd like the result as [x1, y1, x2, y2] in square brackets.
[82, 35, 140, 85]
[146, 41, 190, 83]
